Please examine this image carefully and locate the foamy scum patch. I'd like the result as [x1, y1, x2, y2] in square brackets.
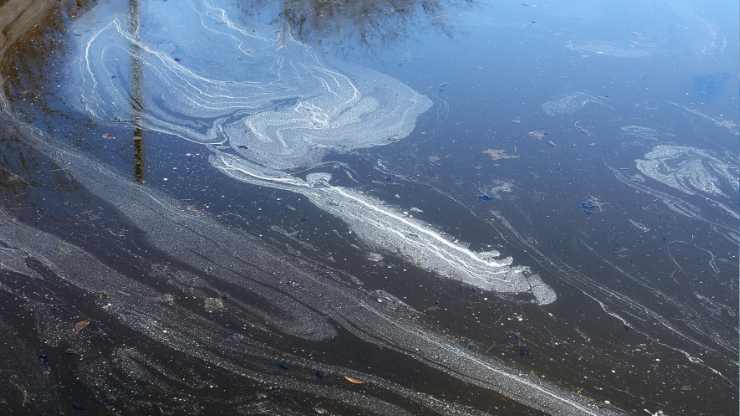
[68, 0, 431, 170]
[636, 145, 738, 203]
[63, 0, 554, 303]
[612, 144, 738, 243]
[214, 155, 557, 305]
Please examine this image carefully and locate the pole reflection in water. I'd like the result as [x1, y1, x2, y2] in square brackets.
[129, 0, 144, 183]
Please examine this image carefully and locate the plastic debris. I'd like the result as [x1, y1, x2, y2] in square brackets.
[73, 319, 91, 335]
[343, 375, 365, 384]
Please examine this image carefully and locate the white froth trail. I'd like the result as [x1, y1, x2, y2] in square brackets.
[214, 155, 557, 305]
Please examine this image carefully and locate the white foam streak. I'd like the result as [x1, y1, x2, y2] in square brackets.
[214, 154, 557, 305]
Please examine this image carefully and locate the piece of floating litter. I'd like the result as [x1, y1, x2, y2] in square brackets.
[73, 319, 91, 335]
[343, 375, 365, 384]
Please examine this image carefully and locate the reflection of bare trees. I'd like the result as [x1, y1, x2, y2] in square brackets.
[240, 0, 469, 49]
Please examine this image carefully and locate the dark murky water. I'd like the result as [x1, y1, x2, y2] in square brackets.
[0, 1, 737, 415]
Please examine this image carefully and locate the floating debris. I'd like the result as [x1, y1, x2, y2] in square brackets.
[366, 252, 384, 262]
[73, 319, 91, 335]
[574, 120, 592, 136]
[343, 375, 365, 385]
[580, 195, 605, 216]
[482, 148, 518, 161]
[159, 293, 175, 306]
[628, 219, 651, 233]
[204, 297, 224, 313]
[527, 130, 546, 140]
[620, 125, 668, 141]
[481, 180, 515, 200]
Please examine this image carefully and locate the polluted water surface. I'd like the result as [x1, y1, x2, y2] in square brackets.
[0, 0, 737, 415]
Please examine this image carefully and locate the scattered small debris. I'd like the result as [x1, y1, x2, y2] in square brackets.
[101, 132, 115, 140]
[478, 193, 492, 201]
